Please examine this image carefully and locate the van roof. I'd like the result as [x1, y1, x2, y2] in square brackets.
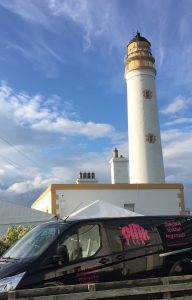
[59, 215, 191, 225]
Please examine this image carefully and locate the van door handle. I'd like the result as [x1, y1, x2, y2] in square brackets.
[99, 258, 109, 264]
[115, 254, 125, 261]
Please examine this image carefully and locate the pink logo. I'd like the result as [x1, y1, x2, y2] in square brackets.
[120, 224, 150, 246]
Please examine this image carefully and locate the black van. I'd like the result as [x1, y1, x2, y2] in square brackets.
[1, 215, 192, 292]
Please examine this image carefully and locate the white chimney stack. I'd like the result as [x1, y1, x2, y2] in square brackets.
[109, 148, 129, 184]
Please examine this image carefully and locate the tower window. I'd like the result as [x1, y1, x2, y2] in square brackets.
[143, 89, 152, 99]
[146, 133, 157, 143]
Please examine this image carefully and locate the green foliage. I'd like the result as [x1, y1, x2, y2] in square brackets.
[0, 240, 8, 257]
[0, 225, 33, 257]
[2, 225, 33, 245]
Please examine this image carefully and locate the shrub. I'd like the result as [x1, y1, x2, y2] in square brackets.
[0, 225, 33, 257]
[0, 240, 9, 257]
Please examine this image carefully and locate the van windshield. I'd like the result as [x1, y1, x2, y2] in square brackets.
[3, 222, 67, 259]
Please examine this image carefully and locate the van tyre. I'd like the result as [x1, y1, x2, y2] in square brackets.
[169, 259, 192, 276]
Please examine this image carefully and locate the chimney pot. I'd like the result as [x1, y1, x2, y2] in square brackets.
[113, 148, 118, 158]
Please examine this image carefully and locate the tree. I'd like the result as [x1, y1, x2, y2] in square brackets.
[0, 225, 33, 257]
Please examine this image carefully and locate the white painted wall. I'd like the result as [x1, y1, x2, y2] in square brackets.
[109, 157, 129, 184]
[125, 68, 165, 183]
[32, 192, 52, 214]
[55, 188, 180, 218]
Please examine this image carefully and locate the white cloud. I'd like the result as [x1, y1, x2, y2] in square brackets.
[51, 156, 109, 184]
[6, 148, 113, 194]
[161, 96, 187, 115]
[158, 46, 165, 68]
[165, 118, 192, 126]
[0, 81, 114, 139]
[7, 176, 55, 194]
[0, 0, 51, 29]
[0, 81, 127, 198]
[5, 142, 129, 195]
[162, 129, 192, 183]
[0, 169, 4, 176]
[161, 129, 184, 144]
[32, 118, 114, 138]
[39, 41, 66, 64]
[6, 40, 65, 79]
[47, 0, 113, 49]
[0, 82, 52, 122]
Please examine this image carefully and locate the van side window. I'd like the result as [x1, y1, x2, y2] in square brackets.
[105, 225, 128, 253]
[62, 233, 79, 261]
[58, 224, 101, 262]
[79, 224, 101, 258]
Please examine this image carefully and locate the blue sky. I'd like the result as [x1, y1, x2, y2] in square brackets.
[0, 0, 191, 208]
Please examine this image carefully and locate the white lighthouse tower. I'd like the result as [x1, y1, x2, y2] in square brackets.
[125, 32, 165, 183]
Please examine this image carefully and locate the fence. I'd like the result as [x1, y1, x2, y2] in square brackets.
[1, 274, 192, 300]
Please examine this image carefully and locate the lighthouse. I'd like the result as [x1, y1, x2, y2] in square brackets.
[125, 32, 165, 183]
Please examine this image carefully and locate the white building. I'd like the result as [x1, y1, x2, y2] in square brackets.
[32, 148, 184, 217]
[32, 181, 184, 217]
[32, 33, 185, 218]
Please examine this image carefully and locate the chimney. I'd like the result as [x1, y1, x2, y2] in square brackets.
[109, 148, 129, 184]
[112, 148, 118, 158]
[76, 172, 98, 184]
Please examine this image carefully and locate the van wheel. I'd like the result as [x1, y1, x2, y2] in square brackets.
[169, 259, 192, 276]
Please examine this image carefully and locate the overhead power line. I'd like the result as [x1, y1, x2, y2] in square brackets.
[0, 135, 43, 170]
[0, 154, 26, 170]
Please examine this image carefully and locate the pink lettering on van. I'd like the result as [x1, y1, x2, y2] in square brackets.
[120, 224, 150, 246]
